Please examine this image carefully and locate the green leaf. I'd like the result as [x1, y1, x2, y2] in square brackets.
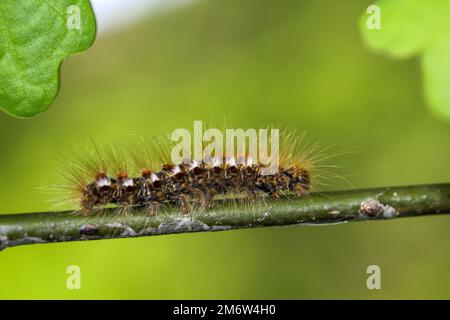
[360, 0, 450, 122]
[422, 39, 450, 121]
[0, 1, 96, 118]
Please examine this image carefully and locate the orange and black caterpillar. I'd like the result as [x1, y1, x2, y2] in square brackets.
[81, 160, 310, 215]
[57, 128, 335, 216]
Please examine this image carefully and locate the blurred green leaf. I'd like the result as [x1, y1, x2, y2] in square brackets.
[360, 0, 450, 122]
[0, 0, 96, 118]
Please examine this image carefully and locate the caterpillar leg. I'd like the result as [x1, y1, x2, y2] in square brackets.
[80, 207, 94, 216]
[190, 188, 217, 210]
[117, 204, 132, 218]
[146, 201, 161, 216]
[191, 188, 204, 209]
[293, 184, 308, 197]
[246, 190, 266, 205]
[271, 191, 281, 200]
[202, 189, 217, 210]
[80, 198, 96, 216]
[179, 194, 193, 215]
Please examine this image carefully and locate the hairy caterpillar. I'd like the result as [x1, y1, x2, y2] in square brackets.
[57, 127, 336, 216]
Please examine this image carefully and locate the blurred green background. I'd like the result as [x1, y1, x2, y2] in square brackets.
[1, 0, 449, 299]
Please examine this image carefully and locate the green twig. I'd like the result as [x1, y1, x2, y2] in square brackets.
[0, 184, 449, 251]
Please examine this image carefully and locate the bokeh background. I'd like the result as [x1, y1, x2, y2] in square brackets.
[1, 0, 449, 299]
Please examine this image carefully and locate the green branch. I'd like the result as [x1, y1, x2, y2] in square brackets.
[0, 184, 449, 251]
